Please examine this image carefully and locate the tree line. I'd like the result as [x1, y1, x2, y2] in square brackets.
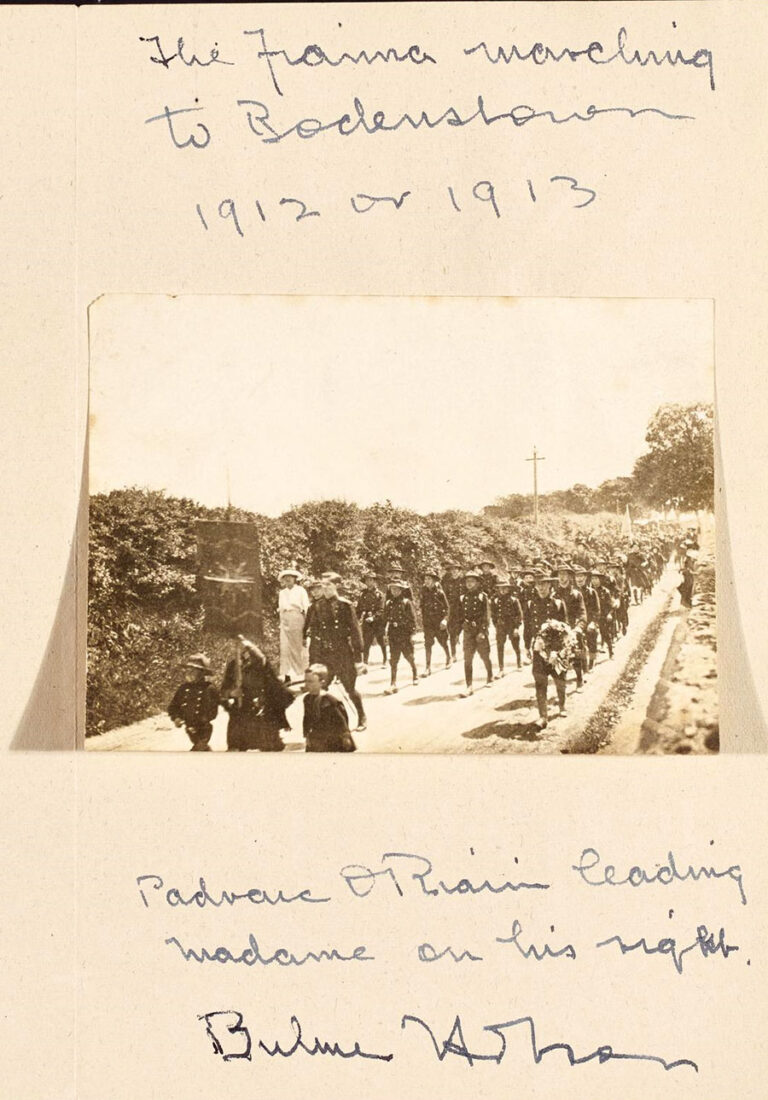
[486, 403, 714, 519]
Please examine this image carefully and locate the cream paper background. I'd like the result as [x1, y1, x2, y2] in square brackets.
[1, 2, 767, 1096]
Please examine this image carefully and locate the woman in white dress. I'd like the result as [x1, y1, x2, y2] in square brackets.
[278, 568, 309, 682]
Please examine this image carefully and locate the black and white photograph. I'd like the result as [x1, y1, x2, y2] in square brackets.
[86, 295, 716, 754]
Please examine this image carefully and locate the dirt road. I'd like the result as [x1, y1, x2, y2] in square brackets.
[87, 566, 682, 754]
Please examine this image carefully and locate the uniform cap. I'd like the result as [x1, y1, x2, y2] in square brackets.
[424, 569, 439, 580]
[184, 653, 214, 675]
[322, 571, 343, 585]
[464, 569, 482, 580]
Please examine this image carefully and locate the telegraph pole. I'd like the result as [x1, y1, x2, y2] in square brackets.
[526, 446, 546, 525]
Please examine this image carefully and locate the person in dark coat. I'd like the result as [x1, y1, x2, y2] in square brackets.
[309, 574, 367, 731]
[590, 566, 616, 657]
[574, 566, 602, 671]
[220, 639, 294, 752]
[459, 571, 493, 696]
[168, 653, 220, 751]
[420, 570, 451, 675]
[555, 563, 588, 690]
[491, 576, 523, 674]
[441, 561, 464, 660]
[302, 664, 356, 752]
[383, 579, 418, 693]
[609, 559, 631, 635]
[527, 574, 570, 729]
[519, 567, 537, 658]
[356, 571, 388, 667]
[303, 578, 326, 664]
[478, 558, 498, 598]
[678, 552, 696, 608]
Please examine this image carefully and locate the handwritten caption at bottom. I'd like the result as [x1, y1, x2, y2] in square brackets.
[135, 844, 750, 1077]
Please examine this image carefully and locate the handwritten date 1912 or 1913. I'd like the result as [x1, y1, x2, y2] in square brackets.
[194, 175, 597, 238]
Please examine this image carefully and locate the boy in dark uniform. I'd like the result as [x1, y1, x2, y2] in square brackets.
[526, 574, 570, 728]
[459, 571, 493, 696]
[441, 561, 464, 660]
[555, 563, 588, 690]
[519, 567, 537, 659]
[574, 566, 602, 671]
[302, 577, 326, 664]
[420, 569, 451, 676]
[168, 653, 220, 751]
[609, 560, 631, 636]
[302, 664, 356, 752]
[383, 579, 418, 693]
[491, 576, 523, 675]
[356, 570, 388, 668]
[591, 564, 616, 656]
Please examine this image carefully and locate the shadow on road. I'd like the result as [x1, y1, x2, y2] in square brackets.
[494, 697, 534, 713]
[404, 694, 462, 706]
[461, 719, 542, 742]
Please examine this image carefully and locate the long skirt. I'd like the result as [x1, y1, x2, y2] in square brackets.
[227, 711, 284, 752]
[279, 609, 309, 681]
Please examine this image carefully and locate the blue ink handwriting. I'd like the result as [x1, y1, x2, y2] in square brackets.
[573, 847, 747, 906]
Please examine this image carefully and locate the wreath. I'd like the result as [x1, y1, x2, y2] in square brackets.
[533, 619, 577, 674]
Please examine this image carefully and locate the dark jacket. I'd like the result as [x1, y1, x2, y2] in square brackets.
[526, 591, 568, 636]
[556, 584, 587, 629]
[220, 654, 293, 721]
[356, 587, 385, 624]
[491, 591, 523, 628]
[579, 584, 602, 624]
[384, 594, 417, 639]
[460, 589, 491, 633]
[420, 584, 449, 625]
[593, 580, 617, 620]
[306, 596, 364, 661]
[168, 680, 219, 728]
[303, 691, 355, 752]
[441, 574, 464, 619]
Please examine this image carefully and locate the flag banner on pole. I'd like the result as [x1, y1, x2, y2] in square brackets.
[195, 520, 263, 639]
[621, 503, 633, 538]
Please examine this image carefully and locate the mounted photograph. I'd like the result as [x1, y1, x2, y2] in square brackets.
[86, 295, 716, 754]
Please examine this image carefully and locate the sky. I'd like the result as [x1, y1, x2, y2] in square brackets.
[89, 295, 713, 516]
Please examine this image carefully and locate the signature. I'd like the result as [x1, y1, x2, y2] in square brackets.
[198, 1009, 698, 1072]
